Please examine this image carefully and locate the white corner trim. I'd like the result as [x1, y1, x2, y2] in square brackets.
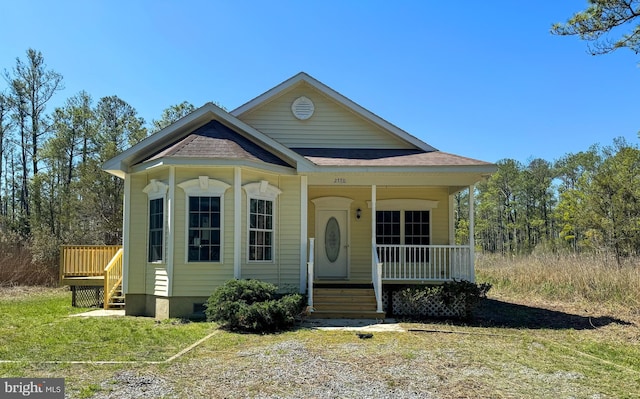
[178, 176, 231, 196]
[143, 179, 169, 199]
[242, 180, 282, 199]
[234, 168, 241, 279]
[366, 199, 439, 210]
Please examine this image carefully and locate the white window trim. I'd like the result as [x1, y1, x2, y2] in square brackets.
[370, 198, 435, 245]
[243, 180, 282, 263]
[143, 179, 169, 264]
[178, 177, 230, 264]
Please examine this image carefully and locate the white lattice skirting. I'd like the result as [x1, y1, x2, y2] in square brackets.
[382, 290, 467, 318]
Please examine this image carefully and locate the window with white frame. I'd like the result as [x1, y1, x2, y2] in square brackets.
[249, 198, 273, 261]
[376, 210, 430, 246]
[178, 177, 230, 263]
[149, 198, 164, 262]
[243, 181, 281, 262]
[188, 196, 221, 262]
[372, 199, 438, 263]
[143, 179, 169, 263]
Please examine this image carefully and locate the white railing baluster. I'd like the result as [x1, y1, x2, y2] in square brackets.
[378, 244, 472, 282]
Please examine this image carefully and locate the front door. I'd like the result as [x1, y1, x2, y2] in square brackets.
[316, 210, 349, 279]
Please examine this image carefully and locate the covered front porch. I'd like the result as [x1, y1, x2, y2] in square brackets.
[304, 182, 476, 318]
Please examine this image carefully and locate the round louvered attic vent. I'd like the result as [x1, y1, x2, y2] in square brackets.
[291, 96, 314, 120]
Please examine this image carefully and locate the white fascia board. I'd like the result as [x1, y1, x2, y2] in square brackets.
[103, 102, 315, 176]
[231, 72, 438, 153]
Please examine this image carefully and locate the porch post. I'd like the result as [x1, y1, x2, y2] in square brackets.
[468, 184, 475, 283]
[371, 185, 383, 312]
[300, 176, 308, 293]
[122, 174, 131, 295]
[234, 168, 241, 279]
[448, 193, 455, 244]
[371, 185, 377, 251]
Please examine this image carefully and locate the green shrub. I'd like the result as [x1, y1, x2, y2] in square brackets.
[205, 279, 304, 333]
[396, 280, 492, 319]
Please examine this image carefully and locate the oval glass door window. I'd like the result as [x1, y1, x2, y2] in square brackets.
[325, 217, 341, 263]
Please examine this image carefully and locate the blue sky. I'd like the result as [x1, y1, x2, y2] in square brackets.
[1, 1, 639, 164]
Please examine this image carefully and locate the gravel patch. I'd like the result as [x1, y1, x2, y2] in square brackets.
[167, 340, 436, 399]
[90, 371, 175, 399]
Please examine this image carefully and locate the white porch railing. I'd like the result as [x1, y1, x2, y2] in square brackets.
[372, 245, 383, 312]
[376, 245, 473, 282]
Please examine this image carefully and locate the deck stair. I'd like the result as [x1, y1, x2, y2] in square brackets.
[311, 282, 385, 319]
[107, 284, 125, 309]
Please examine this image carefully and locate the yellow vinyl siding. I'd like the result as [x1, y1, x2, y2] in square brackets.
[146, 266, 169, 296]
[128, 174, 150, 294]
[237, 83, 412, 149]
[240, 173, 302, 291]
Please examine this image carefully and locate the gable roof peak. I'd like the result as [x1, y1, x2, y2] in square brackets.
[231, 72, 437, 153]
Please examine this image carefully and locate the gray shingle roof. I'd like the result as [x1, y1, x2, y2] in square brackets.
[141, 120, 292, 167]
[291, 148, 492, 167]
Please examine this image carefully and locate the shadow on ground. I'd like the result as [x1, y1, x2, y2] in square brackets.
[460, 299, 634, 330]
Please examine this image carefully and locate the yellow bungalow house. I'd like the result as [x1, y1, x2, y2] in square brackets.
[61, 73, 495, 319]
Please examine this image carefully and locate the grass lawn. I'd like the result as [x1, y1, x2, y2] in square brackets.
[1, 286, 639, 398]
[0, 287, 216, 362]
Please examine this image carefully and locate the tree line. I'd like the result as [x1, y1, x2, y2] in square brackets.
[0, 49, 193, 267]
[454, 139, 640, 265]
[1, 48, 639, 276]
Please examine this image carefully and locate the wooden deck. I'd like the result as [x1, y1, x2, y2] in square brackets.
[59, 245, 124, 309]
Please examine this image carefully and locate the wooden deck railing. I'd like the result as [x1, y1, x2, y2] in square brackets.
[377, 245, 473, 282]
[104, 248, 124, 309]
[60, 245, 123, 279]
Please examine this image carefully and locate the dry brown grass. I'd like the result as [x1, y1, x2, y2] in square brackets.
[0, 243, 58, 286]
[476, 252, 640, 315]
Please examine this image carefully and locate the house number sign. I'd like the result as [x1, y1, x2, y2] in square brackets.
[333, 178, 347, 184]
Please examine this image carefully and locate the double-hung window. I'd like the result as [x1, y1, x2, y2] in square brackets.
[188, 196, 221, 262]
[248, 198, 273, 261]
[149, 198, 164, 262]
[178, 176, 230, 263]
[143, 179, 169, 263]
[243, 181, 281, 262]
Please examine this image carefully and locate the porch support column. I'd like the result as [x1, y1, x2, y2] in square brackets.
[448, 193, 455, 244]
[371, 185, 377, 251]
[167, 166, 176, 296]
[299, 176, 308, 293]
[122, 174, 131, 294]
[234, 167, 241, 279]
[468, 184, 475, 283]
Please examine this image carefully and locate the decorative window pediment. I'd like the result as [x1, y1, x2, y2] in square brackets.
[143, 179, 169, 200]
[242, 180, 282, 200]
[178, 176, 230, 196]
